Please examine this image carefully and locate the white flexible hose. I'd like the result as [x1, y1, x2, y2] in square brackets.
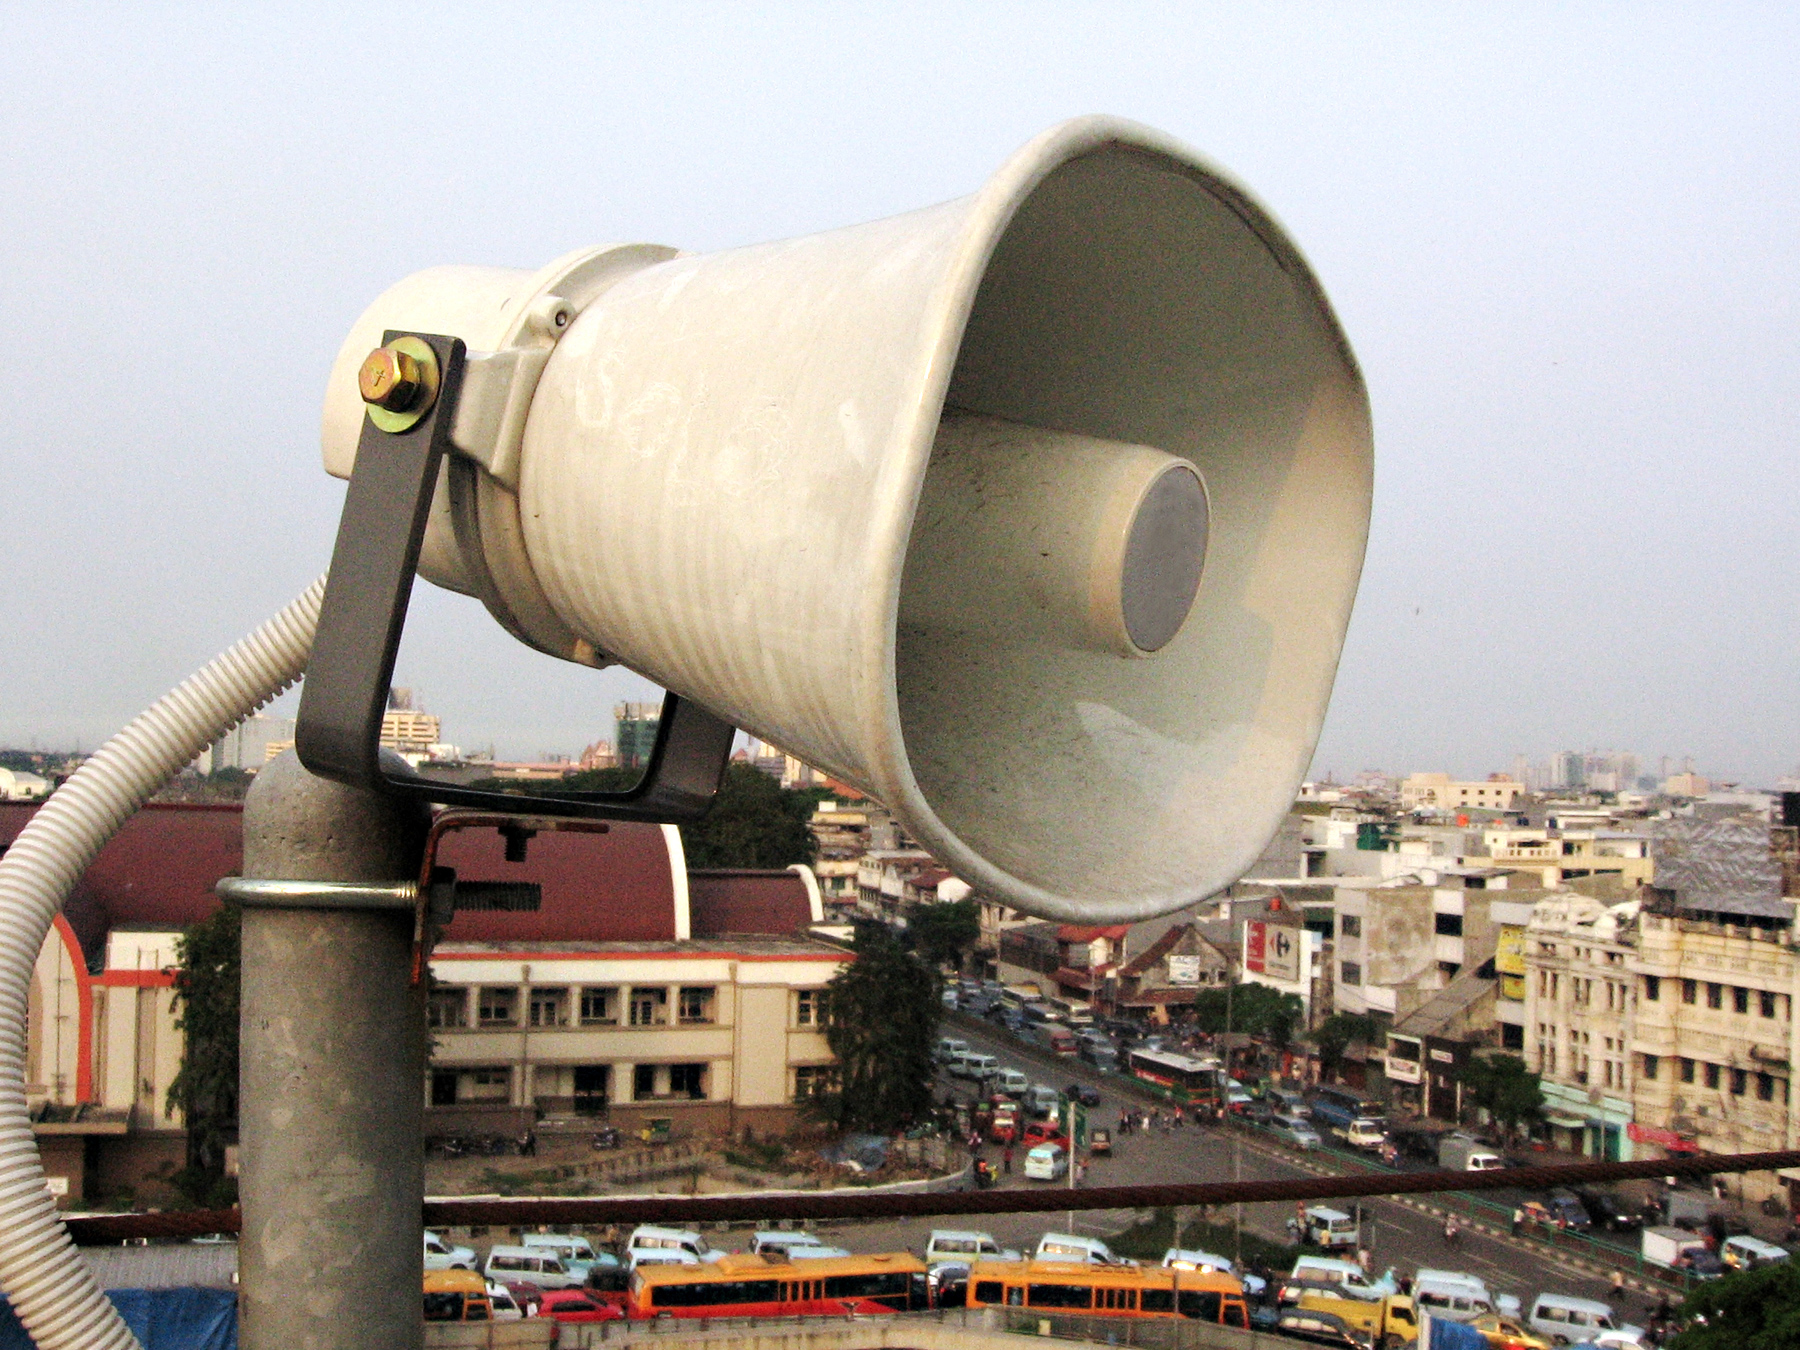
[0, 576, 325, 1349]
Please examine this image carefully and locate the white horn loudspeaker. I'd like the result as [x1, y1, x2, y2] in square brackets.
[313, 116, 1373, 923]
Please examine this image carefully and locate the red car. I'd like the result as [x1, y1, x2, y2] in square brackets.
[536, 1289, 624, 1323]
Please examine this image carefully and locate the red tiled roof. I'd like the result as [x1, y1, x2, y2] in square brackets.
[911, 869, 953, 890]
[687, 870, 815, 937]
[434, 822, 676, 942]
[1, 802, 242, 962]
[0, 801, 685, 955]
[1057, 924, 1129, 943]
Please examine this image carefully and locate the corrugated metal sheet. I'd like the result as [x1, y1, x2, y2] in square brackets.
[1650, 817, 1790, 919]
[79, 1242, 237, 1290]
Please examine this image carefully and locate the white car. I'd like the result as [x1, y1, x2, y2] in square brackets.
[925, 1229, 1021, 1265]
[424, 1230, 476, 1270]
[486, 1280, 524, 1321]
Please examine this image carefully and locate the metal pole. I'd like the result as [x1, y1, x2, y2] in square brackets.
[236, 752, 429, 1350]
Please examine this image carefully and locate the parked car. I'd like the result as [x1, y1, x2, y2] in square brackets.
[925, 1229, 1021, 1265]
[624, 1225, 722, 1267]
[1088, 1128, 1112, 1156]
[521, 1232, 617, 1279]
[1023, 1142, 1069, 1181]
[1066, 1083, 1102, 1107]
[1272, 1307, 1369, 1348]
[484, 1245, 580, 1290]
[536, 1288, 624, 1324]
[485, 1280, 525, 1321]
[1525, 1294, 1639, 1347]
[424, 1230, 476, 1271]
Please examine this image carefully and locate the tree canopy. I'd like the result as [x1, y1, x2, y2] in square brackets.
[167, 901, 242, 1207]
[815, 927, 941, 1132]
[1314, 1012, 1379, 1077]
[1192, 982, 1305, 1046]
[1456, 1053, 1544, 1137]
[909, 899, 980, 970]
[470, 761, 820, 868]
[1670, 1260, 1800, 1350]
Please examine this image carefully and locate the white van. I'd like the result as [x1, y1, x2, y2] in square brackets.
[1023, 1143, 1068, 1181]
[483, 1244, 580, 1290]
[1414, 1272, 1494, 1323]
[1722, 1234, 1790, 1270]
[925, 1230, 1021, 1266]
[951, 1053, 999, 1081]
[1035, 1233, 1125, 1265]
[1025, 1084, 1061, 1117]
[1302, 1206, 1359, 1250]
[625, 1225, 723, 1267]
[1285, 1257, 1396, 1302]
[520, 1232, 616, 1278]
[993, 1068, 1031, 1096]
[1527, 1294, 1640, 1345]
[935, 1037, 970, 1065]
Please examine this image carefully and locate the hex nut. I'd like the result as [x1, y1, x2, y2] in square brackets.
[358, 346, 423, 412]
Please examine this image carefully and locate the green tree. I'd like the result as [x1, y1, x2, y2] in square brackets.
[167, 900, 242, 1207]
[1669, 1260, 1800, 1350]
[1192, 982, 1305, 1047]
[909, 899, 980, 971]
[814, 928, 941, 1131]
[1315, 1012, 1378, 1079]
[680, 763, 819, 868]
[471, 761, 823, 869]
[1457, 1053, 1544, 1138]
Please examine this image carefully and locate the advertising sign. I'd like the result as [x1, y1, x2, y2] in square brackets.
[1244, 921, 1267, 973]
[1167, 954, 1202, 986]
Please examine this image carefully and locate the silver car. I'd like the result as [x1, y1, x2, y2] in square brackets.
[1269, 1113, 1322, 1150]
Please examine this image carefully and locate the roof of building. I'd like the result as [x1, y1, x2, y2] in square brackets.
[1058, 924, 1129, 943]
[1390, 965, 1497, 1039]
[431, 936, 845, 959]
[1650, 817, 1790, 920]
[2, 800, 826, 962]
[687, 869, 815, 936]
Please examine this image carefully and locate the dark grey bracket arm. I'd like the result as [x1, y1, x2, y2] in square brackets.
[294, 330, 736, 822]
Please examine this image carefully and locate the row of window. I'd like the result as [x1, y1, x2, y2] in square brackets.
[426, 986, 827, 1030]
[1641, 1055, 1791, 1103]
[1645, 977, 1788, 1020]
[434, 1061, 836, 1105]
[1534, 970, 1631, 1011]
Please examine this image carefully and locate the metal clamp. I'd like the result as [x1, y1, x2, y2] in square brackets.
[294, 329, 737, 824]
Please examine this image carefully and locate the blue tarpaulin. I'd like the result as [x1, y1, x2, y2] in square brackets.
[0, 1288, 235, 1350]
[1422, 1315, 1487, 1350]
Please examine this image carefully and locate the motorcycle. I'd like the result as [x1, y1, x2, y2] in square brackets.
[591, 1126, 623, 1151]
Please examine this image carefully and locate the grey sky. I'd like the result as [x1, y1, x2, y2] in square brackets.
[3, 5, 1796, 785]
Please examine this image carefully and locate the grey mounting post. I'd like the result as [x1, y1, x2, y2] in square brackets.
[235, 751, 429, 1350]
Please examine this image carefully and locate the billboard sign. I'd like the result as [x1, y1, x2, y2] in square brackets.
[1167, 954, 1202, 986]
[1246, 921, 1301, 982]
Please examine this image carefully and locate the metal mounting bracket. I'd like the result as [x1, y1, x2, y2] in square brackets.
[295, 329, 736, 823]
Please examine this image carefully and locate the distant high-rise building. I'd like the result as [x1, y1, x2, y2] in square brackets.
[1550, 751, 1585, 790]
[208, 713, 297, 773]
[615, 702, 662, 769]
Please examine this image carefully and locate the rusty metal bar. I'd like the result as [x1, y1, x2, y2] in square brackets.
[62, 1147, 1800, 1243]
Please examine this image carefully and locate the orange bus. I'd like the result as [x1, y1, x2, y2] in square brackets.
[966, 1259, 1249, 1328]
[626, 1252, 930, 1319]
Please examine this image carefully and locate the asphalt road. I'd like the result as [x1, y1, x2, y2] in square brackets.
[810, 1021, 1661, 1324]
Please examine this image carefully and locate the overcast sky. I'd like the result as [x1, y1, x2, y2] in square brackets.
[3, 5, 1796, 786]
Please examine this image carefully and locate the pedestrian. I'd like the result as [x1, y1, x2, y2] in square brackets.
[1076, 1158, 1088, 1186]
[1610, 1269, 1625, 1302]
[1511, 1206, 1523, 1236]
[1003, 1144, 1013, 1174]
[1173, 1105, 1184, 1128]
[1357, 1247, 1371, 1274]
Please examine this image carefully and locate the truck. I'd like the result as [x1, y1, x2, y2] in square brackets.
[1642, 1225, 1709, 1271]
[1437, 1134, 1506, 1172]
[1295, 1289, 1420, 1348]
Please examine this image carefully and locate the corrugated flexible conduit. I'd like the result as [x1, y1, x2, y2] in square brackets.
[0, 577, 325, 1350]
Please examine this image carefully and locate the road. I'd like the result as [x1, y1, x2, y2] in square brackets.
[813, 1021, 1661, 1323]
